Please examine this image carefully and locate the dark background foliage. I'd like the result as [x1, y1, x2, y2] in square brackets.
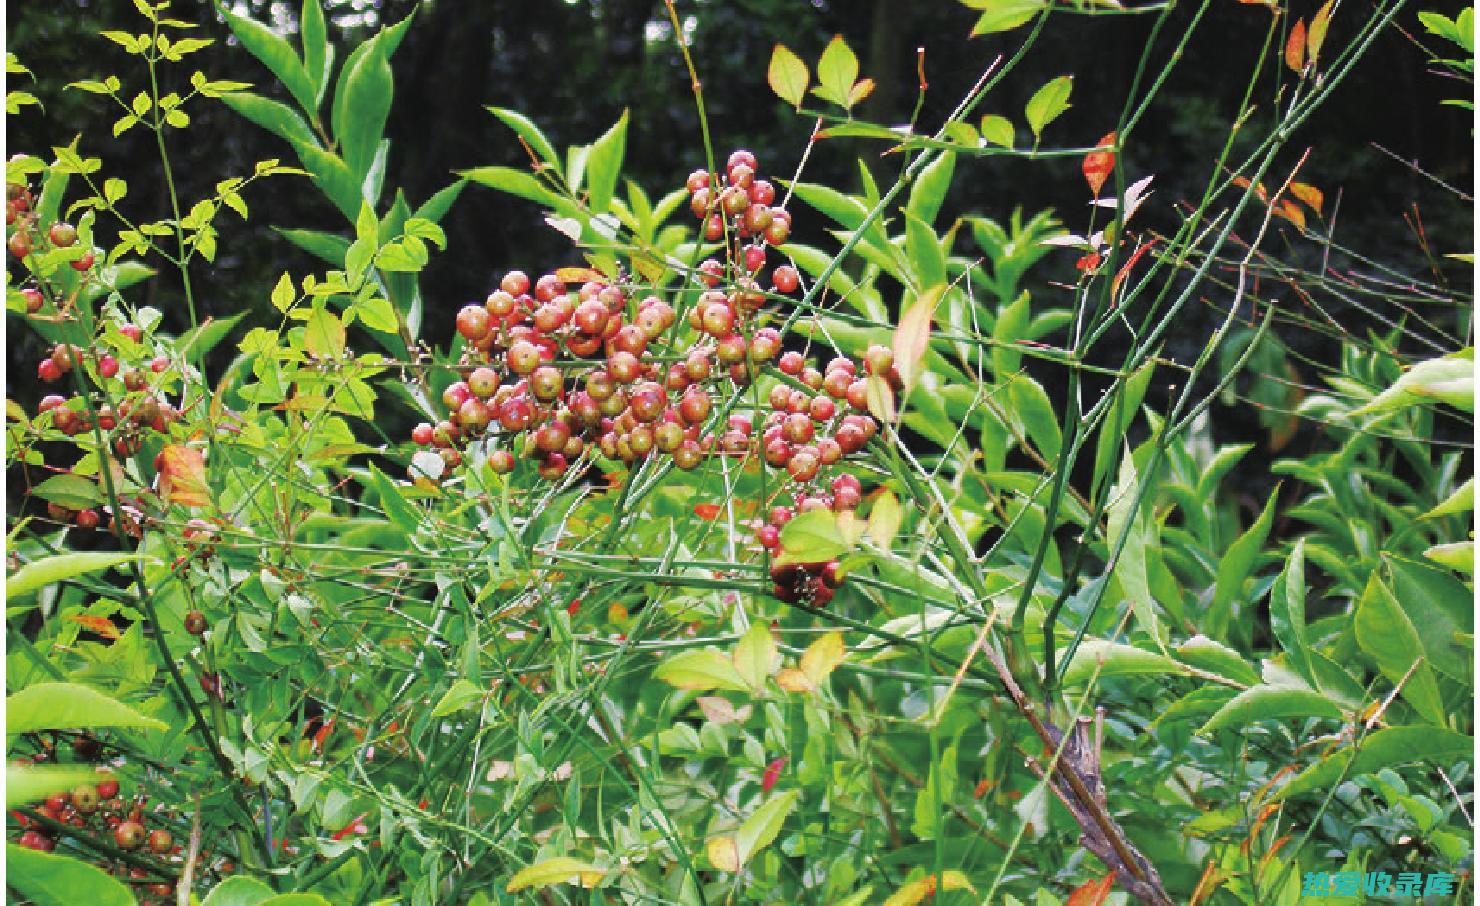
[7, 0, 1472, 454]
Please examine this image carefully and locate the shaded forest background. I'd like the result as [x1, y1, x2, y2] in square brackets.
[7, 0, 1473, 457]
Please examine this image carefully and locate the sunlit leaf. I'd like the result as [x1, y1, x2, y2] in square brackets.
[767, 44, 809, 109]
[505, 857, 605, 892]
[1081, 132, 1116, 198]
[157, 445, 210, 508]
[1285, 19, 1307, 73]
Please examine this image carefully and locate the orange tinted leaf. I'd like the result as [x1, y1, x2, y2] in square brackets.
[1233, 175, 1269, 202]
[1289, 181, 1324, 215]
[1276, 198, 1307, 230]
[848, 78, 876, 107]
[1285, 19, 1306, 72]
[554, 267, 602, 284]
[157, 445, 209, 507]
[67, 614, 121, 640]
[1307, 0, 1333, 63]
[893, 284, 943, 395]
[693, 503, 722, 520]
[1081, 132, 1116, 197]
[1066, 872, 1117, 906]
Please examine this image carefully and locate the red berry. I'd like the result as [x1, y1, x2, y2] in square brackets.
[96, 354, 119, 379]
[778, 351, 805, 376]
[500, 271, 531, 296]
[20, 287, 42, 312]
[486, 290, 517, 318]
[726, 150, 759, 177]
[75, 509, 99, 530]
[772, 265, 800, 294]
[765, 209, 792, 245]
[507, 340, 540, 376]
[743, 245, 766, 273]
[534, 273, 563, 302]
[115, 819, 146, 850]
[150, 355, 169, 373]
[96, 778, 120, 799]
[442, 381, 472, 411]
[148, 828, 173, 853]
[456, 304, 492, 342]
[70, 252, 95, 272]
[8, 231, 32, 258]
[18, 831, 53, 852]
[48, 222, 77, 248]
[120, 324, 143, 342]
[70, 785, 99, 813]
[37, 359, 61, 383]
[686, 169, 710, 193]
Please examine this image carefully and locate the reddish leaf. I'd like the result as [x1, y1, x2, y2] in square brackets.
[1232, 175, 1269, 203]
[1285, 19, 1307, 73]
[762, 757, 786, 792]
[848, 77, 876, 107]
[893, 284, 944, 395]
[331, 812, 370, 841]
[693, 503, 722, 520]
[1111, 239, 1160, 303]
[1081, 132, 1117, 198]
[156, 445, 209, 508]
[1289, 180, 1324, 216]
[1076, 252, 1103, 273]
[67, 614, 121, 640]
[1066, 872, 1117, 906]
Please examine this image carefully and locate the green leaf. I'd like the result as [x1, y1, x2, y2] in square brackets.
[1354, 573, 1446, 724]
[333, 42, 392, 181]
[275, 227, 349, 267]
[271, 272, 296, 312]
[971, 0, 1048, 34]
[506, 857, 606, 892]
[7, 682, 166, 734]
[1024, 75, 1073, 140]
[903, 212, 946, 291]
[585, 110, 628, 215]
[460, 167, 561, 207]
[1175, 635, 1258, 684]
[180, 311, 249, 358]
[7, 844, 136, 906]
[1269, 540, 1314, 685]
[1061, 640, 1183, 686]
[906, 151, 955, 226]
[202, 876, 277, 906]
[366, 463, 419, 533]
[1425, 478, 1474, 519]
[779, 508, 851, 564]
[815, 36, 859, 109]
[1383, 555, 1473, 684]
[1207, 488, 1279, 641]
[413, 179, 467, 224]
[736, 790, 799, 863]
[7, 552, 139, 600]
[296, 145, 362, 221]
[7, 765, 106, 807]
[258, 896, 334, 906]
[301, 0, 328, 99]
[1276, 727, 1474, 801]
[432, 679, 485, 717]
[486, 107, 562, 176]
[767, 44, 809, 109]
[1350, 349, 1474, 415]
[787, 181, 869, 231]
[733, 621, 777, 691]
[979, 114, 1015, 149]
[653, 649, 749, 692]
[1425, 541, 1473, 573]
[1104, 451, 1162, 644]
[1200, 685, 1344, 733]
[1009, 374, 1061, 461]
[31, 474, 100, 510]
[219, 7, 317, 116]
[220, 92, 319, 152]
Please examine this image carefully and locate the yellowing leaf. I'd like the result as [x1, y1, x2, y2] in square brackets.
[696, 696, 751, 724]
[505, 857, 606, 892]
[732, 621, 777, 691]
[867, 489, 903, 548]
[156, 445, 209, 507]
[866, 373, 896, 424]
[1307, 0, 1333, 63]
[270, 271, 295, 312]
[654, 649, 750, 692]
[979, 114, 1015, 148]
[799, 631, 845, 687]
[706, 835, 740, 872]
[66, 615, 121, 641]
[884, 871, 976, 906]
[1288, 181, 1324, 216]
[775, 668, 813, 692]
[767, 44, 809, 109]
[1285, 19, 1307, 73]
[894, 284, 943, 395]
[848, 77, 876, 107]
[303, 308, 346, 359]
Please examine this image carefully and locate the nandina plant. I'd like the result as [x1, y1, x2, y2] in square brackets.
[4, 1, 1471, 904]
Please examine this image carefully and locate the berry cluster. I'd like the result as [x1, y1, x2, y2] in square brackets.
[409, 150, 809, 483]
[8, 170, 95, 275]
[11, 758, 192, 903]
